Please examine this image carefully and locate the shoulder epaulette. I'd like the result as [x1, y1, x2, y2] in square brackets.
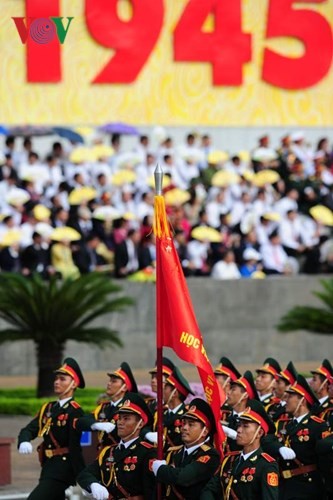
[167, 445, 183, 452]
[200, 444, 211, 452]
[311, 415, 325, 423]
[70, 401, 81, 409]
[261, 452, 275, 462]
[141, 441, 154, 448]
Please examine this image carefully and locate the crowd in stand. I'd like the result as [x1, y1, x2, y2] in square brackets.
[1, 130, 333, 279]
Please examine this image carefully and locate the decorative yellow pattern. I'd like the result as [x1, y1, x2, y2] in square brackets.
[1, 0, 332, 125]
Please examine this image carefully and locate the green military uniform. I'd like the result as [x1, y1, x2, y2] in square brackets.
[201, 448, 279, 500]
[159, 403, 188, 450]
[223, 370, 260, 453]
[77, 398, 123, 448]
[316, 432, 333, 500]
[157, 442, 220, 499]
[278, 374, 330, 500]
[78, 392, 157, 499]
[279, 413, 328, 499]
[77, 361, 138, 449]
[78, 438, 157, 498]
[18, 358, 85, 500]
[159, 366, 194, 452]
[147, 356, 175, 417]
[155, 397, 220, 499]
[256, 358, 282, 411]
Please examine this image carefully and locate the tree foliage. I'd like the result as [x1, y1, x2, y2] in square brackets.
[277, 279, 333, 335]
[0, 273, 134, 396]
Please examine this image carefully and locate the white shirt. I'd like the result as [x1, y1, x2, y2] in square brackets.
[58, 397, 72, 408]
[239, 447, 260, 462]
[211, 261, 241, 280]
[260, 242, 289, 273]
[118, 436, 139, 449]
[295, 413, 309, 423]
[168, 403, 183, 414]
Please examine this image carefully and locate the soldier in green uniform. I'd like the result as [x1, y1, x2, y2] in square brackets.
[310, 359, 333, 426]
[267, 361, 298, 423]
[214, 356, 241, 394]
[18, 357, 85, 500]
[201, 399, 279, 500]
[273, 362, 298, 444]
[145, 366, 194, 451]
[214, 356, 241, 425]
[146, 356, 175, 415]
[77, 392, 157, 500]
[76, 361, 138, 450]
[279, 374, 329, 500]
[221, 370, 259, 452]
[153, 398, 220, 499]
[255, 357, 282, 408]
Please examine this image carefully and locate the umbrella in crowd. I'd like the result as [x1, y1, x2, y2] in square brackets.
[164, 188, 191, 206]
[111, 170, 137, 186]
[309, 205, 333, 226]
[191, 226, 222, 243]
[33, 204, 51, 221]
[92, 206, 121, 221]
[8, 125, 54, 137]
[0, 125, 8, 135]
[98, 122, 139, 135]
[91, 144, 114, 160]
[52, 127, 84, 144]
[1, 229, 22, 247]
[5, 188, 30, 206]
[68, 187, 97, 205]
[252, 169, 280, 187]
[207, 150, 229, 165]
[51, 227, 81, 242]
[211, 170, 240, 187]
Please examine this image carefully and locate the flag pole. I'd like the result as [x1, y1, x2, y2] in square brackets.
[154, 164, 164, 472]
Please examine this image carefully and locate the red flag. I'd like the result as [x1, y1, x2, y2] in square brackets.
[153, 195, 225, 456]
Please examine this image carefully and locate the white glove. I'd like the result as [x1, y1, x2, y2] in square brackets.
[19, 442, 33, 454]
[152, 459, 167, 476]
[91, 422, 115, 433]
[222, 425, 237, 440]
[81, 490, 93, 498]
[90, 483, 109, 500]
[145, 431, 158, 444]
[279, 446, 296, 460]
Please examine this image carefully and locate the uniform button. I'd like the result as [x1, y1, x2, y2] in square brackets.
[115, 468, 118, 471]
[308, 478, 312, 482]
[286, 462, 290, 466]
[233, 479, 237, 483]
[48, 445, 52, 448]
[62, 457, 66, 461]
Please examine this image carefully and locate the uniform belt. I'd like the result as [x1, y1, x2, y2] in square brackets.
[282, 464, 317, 478]
[109, 496, 144, 500]
[44, 447, 69, 458]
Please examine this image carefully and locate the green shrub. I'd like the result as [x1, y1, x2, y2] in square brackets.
[0, 388, 105, 415]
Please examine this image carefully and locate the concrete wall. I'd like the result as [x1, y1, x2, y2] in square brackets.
[0, 275, 332, 377]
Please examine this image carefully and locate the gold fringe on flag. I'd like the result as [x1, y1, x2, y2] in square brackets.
[153, 195, 170, 239]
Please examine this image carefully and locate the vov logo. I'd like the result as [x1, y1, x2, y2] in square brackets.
[12, 17, 74, 44]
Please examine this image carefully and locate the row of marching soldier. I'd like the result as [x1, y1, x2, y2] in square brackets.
[17, 356, 333, 499]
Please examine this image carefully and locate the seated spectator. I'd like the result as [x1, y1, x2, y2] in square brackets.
[211, 250, 241, 280]
[20, 231, 52, 278]
[239, 248, 263, 278]
[51, 239, 80, 279]
[260, 230, 297, 275]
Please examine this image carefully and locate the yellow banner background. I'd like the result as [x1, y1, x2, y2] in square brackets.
[1, 0, 333, 126]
